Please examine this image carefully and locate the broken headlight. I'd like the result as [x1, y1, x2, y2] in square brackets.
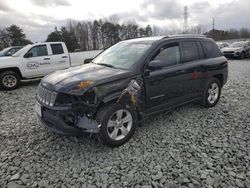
[54, 93, 73, 106]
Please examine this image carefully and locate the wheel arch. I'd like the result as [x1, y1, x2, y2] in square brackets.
[0, 67, 23, 79]
[213, 74, 224, 86]
[96, 91, 142, 121]
[96, 92, 121, 113]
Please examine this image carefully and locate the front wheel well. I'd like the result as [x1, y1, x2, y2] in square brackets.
[0, 68, 23, 79]
[96, 99, 118, 113]
[96, 98, 142, 121]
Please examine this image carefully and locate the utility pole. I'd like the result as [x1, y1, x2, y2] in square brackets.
[184, 6, 189, 34]
[212, 18, 215, 30]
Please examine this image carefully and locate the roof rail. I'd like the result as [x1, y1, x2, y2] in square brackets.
[162, 34, 206, 39]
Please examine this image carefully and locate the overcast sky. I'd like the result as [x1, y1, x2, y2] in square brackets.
[0, 0, 249, 42]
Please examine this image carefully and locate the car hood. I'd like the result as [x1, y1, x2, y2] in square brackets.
[222, 47, 242, 52]
[0, 56, 14, 60]
[42, 63, 131, 94]
[0, 57, 18, 68]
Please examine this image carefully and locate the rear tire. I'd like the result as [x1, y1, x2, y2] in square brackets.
[96, 103, 137, 147]
[201, 78, 221, 108]
[0, 71, 21, 90]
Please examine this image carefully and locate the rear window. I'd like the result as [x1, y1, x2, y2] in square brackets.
[202, 41, 222, 58]
[51, 44, 64, 55]
[181, 41, 199, 63]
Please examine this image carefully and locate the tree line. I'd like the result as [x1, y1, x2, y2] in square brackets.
[1, 22, 250, 52]
[205, 28, 250, 41]
[46, 19, 153, 52]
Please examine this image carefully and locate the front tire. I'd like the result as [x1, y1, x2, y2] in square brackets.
[0, 71, 21, 90]
[96, 103, 137, 147]
[201, 78, 221, 108]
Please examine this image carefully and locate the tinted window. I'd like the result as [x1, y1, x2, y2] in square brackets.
[202, 41, 222, 58]
[27, 45, 48, 57]
[152, 43, 180, 67]
[181, 41, 199, 62]
[197, 42, 205, 59]
[51, 44, 64, 55]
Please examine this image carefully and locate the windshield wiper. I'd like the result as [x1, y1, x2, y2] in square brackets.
[98, 63, 116, 69]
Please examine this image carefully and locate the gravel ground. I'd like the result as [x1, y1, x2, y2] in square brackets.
[0, 59, 250, 188]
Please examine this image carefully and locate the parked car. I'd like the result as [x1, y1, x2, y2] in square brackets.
[0, 46, 23, 57]
[0, 42, 102, 90]
[35, 35, 228, 147]
[216, 42, 229, 49]
[222, 41, 250, 59]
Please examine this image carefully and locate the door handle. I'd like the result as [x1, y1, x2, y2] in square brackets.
[62, 56, 68, 58]
[44, 58, 50, 60]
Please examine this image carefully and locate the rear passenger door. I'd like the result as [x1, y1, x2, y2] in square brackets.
[49, 43, 70, 71]
[179, 40, 206, 99]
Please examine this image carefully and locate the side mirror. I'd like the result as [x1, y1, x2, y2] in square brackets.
[24, 52, 33, 58]
[84, 58, 93, 64]
[148, 60, 165, 70]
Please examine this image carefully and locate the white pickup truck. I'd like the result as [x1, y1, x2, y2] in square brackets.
[0, 42, 102, 90]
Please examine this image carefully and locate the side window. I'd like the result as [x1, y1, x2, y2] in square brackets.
[197, 42, 205, 59]
[27, 45, 48, 57]
[151, 43, 180, 67]
[51, 44, 64, 55]
[181, 41, 199, 63]
[202, 41, 222, 58]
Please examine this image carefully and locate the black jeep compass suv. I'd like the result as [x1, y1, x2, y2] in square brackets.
[35, 35, 228, 147]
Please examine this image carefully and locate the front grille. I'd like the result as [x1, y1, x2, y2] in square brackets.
[37, 85, 57, 106]
[223, 51, 234, 54]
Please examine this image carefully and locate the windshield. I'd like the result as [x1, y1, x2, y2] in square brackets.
[229, 42, 247, 48]
[12, 44, 31, 57]
[0, 47, 11, 56]
[93, 42, 151, 69]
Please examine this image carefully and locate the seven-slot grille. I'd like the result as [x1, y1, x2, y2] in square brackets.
[37, 85, 57, 106]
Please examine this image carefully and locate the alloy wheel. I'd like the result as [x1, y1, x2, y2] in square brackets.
[208, 83, 219, 104]
[107, 109, 133, 141]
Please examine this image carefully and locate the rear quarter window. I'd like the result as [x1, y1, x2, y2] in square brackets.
[202, 41, 222, 58]
[51, 44, 64, 55]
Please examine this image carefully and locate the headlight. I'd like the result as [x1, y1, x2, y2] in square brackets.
[54, 89, 98, 107]
[54, 93, 73, 106]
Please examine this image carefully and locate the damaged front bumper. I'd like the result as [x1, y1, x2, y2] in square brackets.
[35, 101, 100, 136]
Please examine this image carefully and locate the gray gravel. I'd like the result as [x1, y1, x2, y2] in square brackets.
[0, 59, 250, 188]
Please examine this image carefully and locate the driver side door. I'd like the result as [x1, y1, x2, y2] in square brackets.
[23, 45, 52, 78]
[143, 42, 191, 114]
